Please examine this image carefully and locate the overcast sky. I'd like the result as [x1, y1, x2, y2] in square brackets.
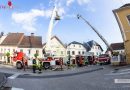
[0, 0, 130, 51]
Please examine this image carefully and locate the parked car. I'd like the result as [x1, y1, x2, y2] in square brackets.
[97, 54, 110, 65]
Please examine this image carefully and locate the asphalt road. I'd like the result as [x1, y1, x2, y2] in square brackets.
[0, 65, 130, 90]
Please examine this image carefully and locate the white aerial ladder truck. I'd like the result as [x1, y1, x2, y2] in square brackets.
[42, 6, 61, 69]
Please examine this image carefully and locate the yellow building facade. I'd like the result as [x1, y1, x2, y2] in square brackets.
[113, 4, 130, 64]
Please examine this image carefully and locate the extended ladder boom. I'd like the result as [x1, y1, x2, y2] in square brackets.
[77, 14, 113, 52]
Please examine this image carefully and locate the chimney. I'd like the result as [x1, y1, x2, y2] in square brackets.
[31, 33, 34, 36]
[0, 32, 4, 38]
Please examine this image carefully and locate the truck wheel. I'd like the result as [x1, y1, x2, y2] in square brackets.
[16, 62, 23, 69]
[43, 62, 50, 69]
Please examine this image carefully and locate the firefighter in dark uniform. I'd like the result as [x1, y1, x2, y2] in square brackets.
[32, 58, 37, 73]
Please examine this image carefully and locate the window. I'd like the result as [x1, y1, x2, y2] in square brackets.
[61, 51, 63, 55]
[1, 48, 3, 52]
[79, 45, 81, 48]
[8, 49, 10, 52]
[73, 45, 75, 47]
[20, 49, 23, 52]
[28, 49, 31, 54]
[97, 52, 98, 56]
[82, 51, 84, 55]
[67, 51, 70, 55]
[4, 49, 6, 52]
[78, 51, 80, 55]
[127, 15, 130, 24]
[72, 51, 75, 55]
[36, 50, 39, 53]
[13, 49, 15, 52]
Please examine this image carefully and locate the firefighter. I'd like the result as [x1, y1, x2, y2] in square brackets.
[6, 51, 10, 64]
[37, 59, 42, 73]
[33, 50, 42, 73]
[67, 61, 70, 69]
[32, 58, 37, 73]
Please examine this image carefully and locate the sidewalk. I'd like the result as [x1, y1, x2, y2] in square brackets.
[0, 73, 7, 88]
[17, 65, 104, 78]
[20, 67, 103, 79]
[0, 64, 104, 77]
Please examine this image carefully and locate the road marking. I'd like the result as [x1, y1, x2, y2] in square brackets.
[105, 71, 130, 75]
[120, 69, 130, 72]
[12, 87, 24, 90]
[114, 79, 130, 83]
[8, 73, 21, 79]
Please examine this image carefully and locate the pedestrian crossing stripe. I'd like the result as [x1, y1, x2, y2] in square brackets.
[115, 79, 130, 83]
[8, 73, 21, 79]
[12, 87, 24, 90]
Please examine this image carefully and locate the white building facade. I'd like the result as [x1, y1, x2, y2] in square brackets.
[89, 45, 103, 56]
[43, 36, 67, 63]
[67, 41, 87, 59]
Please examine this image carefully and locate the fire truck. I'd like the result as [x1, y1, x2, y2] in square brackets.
[12, 52, 28, 69]
[75, 55, 86, 67]
[97, 54, 111, 65]
[12, 52, 63, 69]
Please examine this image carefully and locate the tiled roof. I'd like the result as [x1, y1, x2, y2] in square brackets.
[110, 42, 124, 50]
[83, 40, 103, 51]
[120, 3, 130, 8]
[18, 36, 42, 48]
[68, 41, 83, 46]
[42, 43, 46, 47]
[0, 33, 42, 48]
[0, 33, 24, 46]
[83, 42, 91, 51]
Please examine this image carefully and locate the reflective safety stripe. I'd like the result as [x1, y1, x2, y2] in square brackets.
[32, 64, 37, 66]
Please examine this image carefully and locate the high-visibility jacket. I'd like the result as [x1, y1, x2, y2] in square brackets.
[37, 60, 42, 68]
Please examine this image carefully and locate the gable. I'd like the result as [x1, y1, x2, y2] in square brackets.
[50, 37, 65, 49]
